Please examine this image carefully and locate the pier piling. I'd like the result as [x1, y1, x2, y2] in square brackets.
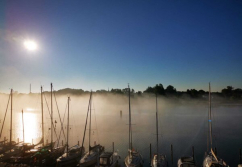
[192, 146, 194, 160]
[171, 144, 173, 166]
[240, 148, 242, 164]
[150, 143, 152, 165]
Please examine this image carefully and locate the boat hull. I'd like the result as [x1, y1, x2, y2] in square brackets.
[203, 153, 227, 167]
[151, 154, 168, 167]
[57, 146, 85, 167]
[79, 145, 104, 167]
[124, 150, 143, 167]
[178, 156, 196, 167]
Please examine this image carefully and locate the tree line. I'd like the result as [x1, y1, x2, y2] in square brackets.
[106, 84, 242, 100]
[6, 84, 241, 100]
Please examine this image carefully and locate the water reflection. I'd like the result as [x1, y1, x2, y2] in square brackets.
[0, 94, 241, 167]
[17, 110, 40, 144]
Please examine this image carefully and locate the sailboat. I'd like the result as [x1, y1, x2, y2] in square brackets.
[79, 91, 104, 167]
[177, 149, 196, 167]
[30, 83, 66, 166]
[0, 89, 18, 155]
[124, 85, 143, 167]
[8, 86, 48, 165]
[96, 142, 121, 167]
[0, 89, 39, 163]
[151, 94, 168, 167]
[57, 97, 85, 167]
[1, 88, 51, 165]
[202, 83, 228, 167]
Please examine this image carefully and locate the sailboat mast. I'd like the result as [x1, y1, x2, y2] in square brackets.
[209, 83, 212, 149]
[89, 91, 92, 154]
[22, 109, 24, 144]
[41, 86, 44, 146]
[67, 97, 70, 156]
[51, 83, 53, 152]
[156, 94, 159, 155]
[128, 84, 132, 151]
[10, 89, 13, 147]
[80, 92, 92, 156]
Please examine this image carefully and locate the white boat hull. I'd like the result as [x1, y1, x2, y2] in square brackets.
[124, 150, 143, 167]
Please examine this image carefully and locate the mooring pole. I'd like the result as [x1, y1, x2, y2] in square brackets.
[150, 143, 152, 165]
[112, 142, 114, 163]
[192, 146, 194, 160]
[171, 144, 173, 166]
[240, 148, 242, 164]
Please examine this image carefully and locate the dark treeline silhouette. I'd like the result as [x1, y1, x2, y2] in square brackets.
[221, 86, 242, 100]
[106, 84, 242, 100]
[1, 84, 241, 101]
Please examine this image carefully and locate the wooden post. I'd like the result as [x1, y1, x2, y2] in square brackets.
[150, 143, 152, 165]
[192, 146, 194, 160]
[112, 142, 114, 163]
[240, 148, 242, 164]
[171, 144, 173, 166]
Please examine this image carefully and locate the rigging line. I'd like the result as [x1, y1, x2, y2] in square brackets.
[0, 92, 11, 138]
[70, 99, 78, 142]
[31, 91, 41, 130]
[92, 98, 100, 144]
[80, 92, 92, 156]
[57, 98, 68, 147]
[53, 89, 66, 145]
[43, 91, 58, 142]
[212, 105, 218, 147]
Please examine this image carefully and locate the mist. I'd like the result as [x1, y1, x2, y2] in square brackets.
[0, 92, 241, 166]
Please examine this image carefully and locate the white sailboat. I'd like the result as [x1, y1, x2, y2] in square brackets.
[124, 85, 143, 167]
[79, 91, 104, 167]
[151, 94, 168, 167]
[202, 83, 228, 167]
[177, 156, 196, 167]
[57, 97, 85, 166]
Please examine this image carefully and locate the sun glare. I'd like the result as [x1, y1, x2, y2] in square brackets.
[24, 40, 37, 51]
[18, 111, 39, 143]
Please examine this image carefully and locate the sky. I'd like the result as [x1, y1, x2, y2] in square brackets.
[0, 0, 242, 93]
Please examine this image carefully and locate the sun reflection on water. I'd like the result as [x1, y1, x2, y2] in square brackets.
[17, 109, 40, 144]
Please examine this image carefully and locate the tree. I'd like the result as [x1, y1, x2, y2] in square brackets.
[144, 84, 165, 95]
[144, 86, 155, 94]
[166, 85, 177, 95]
[154, 84, 165, 95]
[221, 86, 234, 98]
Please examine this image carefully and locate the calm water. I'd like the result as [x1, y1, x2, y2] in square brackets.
[0, 94, 241, 166]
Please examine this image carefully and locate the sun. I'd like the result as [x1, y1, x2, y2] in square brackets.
[24, 40, 37, 51]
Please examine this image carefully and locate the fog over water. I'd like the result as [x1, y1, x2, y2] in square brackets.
[0, 92, 241, 167]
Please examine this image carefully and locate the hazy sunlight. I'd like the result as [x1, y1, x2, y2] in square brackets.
[24, 40, 37, 51]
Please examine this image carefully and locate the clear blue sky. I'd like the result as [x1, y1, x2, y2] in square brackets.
[0, 0, 241, 93]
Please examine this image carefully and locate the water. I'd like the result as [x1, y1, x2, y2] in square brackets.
[0, 93, 241, 166]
